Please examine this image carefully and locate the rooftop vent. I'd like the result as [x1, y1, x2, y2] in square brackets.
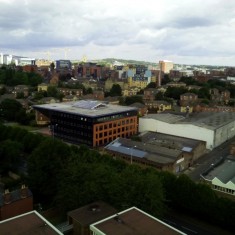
[89, 204, 100, 212]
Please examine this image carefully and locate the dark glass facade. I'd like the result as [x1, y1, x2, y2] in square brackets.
[35, 107, 138, 147]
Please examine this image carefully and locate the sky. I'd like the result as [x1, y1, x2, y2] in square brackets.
[1, 0, 235, 66]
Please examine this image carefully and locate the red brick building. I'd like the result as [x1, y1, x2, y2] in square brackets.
[68, 201, 117, 235]
[0, 186, 33, 221]
[143, 88, 158, 101]
[180, 92, 198, 106]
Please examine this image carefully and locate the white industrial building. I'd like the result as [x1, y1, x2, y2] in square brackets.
[201, 156, 235, 197]
[139, 112, 235, 150]
[0, 53, 35, 66]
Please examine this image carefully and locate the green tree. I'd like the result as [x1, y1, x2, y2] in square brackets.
[0, 139, 22, 174]
[161, 74, 171, 85]
[86, 87, 93, 94]
[179, 76, 198, 86]
[155, 91, 164, 100]
[146, 82, 156, 89]
[118, 96, 125, 105]
[47, 86, 59, 97]
[50, 62, 55, 72]
[0, 99, 23, 121]
[109, 84, 122, 96]
[0, 86, 6, 95]
[125, 95, 144, 105]
[198, 87, 210, 99]
[27, 139, 71, 203]
[164, 87, 188, 100]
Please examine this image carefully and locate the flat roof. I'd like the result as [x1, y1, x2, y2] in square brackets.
[91, 207, 186, 235]
[140, 131, 204, 150]
[179, 112, 235, 130]
[144, 113, 185, 124]
[33, 100, 137, 118]
[0, 211, 63, 235]
[143, 112, 235, 130]
[67, 201, 117, 226]
[203, 157, 235, 183]
[105, 138, 182, 164]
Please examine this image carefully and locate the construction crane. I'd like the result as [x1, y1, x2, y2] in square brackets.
[81, 55, 87, 63]
[60, 48, 71, 60]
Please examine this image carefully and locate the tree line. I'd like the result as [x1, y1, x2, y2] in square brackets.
[0, 67, 43, 87]
[0, 98, 35, 125]
[0, 124, 235, 231]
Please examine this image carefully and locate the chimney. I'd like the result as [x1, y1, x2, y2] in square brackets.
[20, 184, 28, 199]
[4, 189, 12, 204]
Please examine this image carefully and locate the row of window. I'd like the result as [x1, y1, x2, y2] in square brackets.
[95, 119, 136, 131]
[95, 127, 136, 138]
[213, 185, 235, 195]
[56, 129, 92, 137]
[56, 133, 92, 144]
[96, 113, 134, 123]
[94, 133, 133, 146]
[118, 154, 161, 169]
[53, 113, 91, 122]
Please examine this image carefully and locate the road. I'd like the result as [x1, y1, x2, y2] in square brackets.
[186, 137, 235, 181]
[163, 212, 234, 235]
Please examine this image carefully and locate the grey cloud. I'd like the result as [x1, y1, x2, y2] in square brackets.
[1, 0, 235, 66]
[171, 17, 214, 28]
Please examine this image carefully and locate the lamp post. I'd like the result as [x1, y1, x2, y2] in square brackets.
[130, 145, 137, 164]
[49, 124, 58, 139]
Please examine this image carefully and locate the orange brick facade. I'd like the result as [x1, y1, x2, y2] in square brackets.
[93, 116, 138, 147]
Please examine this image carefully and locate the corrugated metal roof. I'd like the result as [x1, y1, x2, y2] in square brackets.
[106, 145, 146, 158]
[204, 158, 235, 184]
[216, 160, 235, 184]
[105, 138, 182, 165]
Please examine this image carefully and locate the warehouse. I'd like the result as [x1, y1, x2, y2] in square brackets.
[201, 156, 235, 197]
[139, 112, 235, 149]
[105, 135, 205, 172]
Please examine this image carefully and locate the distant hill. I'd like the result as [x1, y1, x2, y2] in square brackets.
[91, 58, 158, 67]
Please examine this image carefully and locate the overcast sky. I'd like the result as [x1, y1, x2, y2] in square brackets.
[1, 0, 235, 66]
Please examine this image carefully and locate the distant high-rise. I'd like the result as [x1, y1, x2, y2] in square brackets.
[159, 60, 173, 73]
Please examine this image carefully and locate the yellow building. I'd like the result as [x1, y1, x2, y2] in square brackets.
[127, 77, 148, 89]
[104, 78, 128, 92]
[37, 83, 49, 92]
[180, 106, 194, 113]
[122, 87, 140, 96]
[159, 60, 173, 73]
[36, 59, 52, 67]
[144, 100, 172, 112]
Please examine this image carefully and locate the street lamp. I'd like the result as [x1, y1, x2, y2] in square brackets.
[49, 124, 58, 139]
[130, 145, 137, 164]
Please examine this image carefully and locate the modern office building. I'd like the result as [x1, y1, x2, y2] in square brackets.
[33, 100, 138, 147]
[55, 60, 72, 71]
[0, 53, 35, 66]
